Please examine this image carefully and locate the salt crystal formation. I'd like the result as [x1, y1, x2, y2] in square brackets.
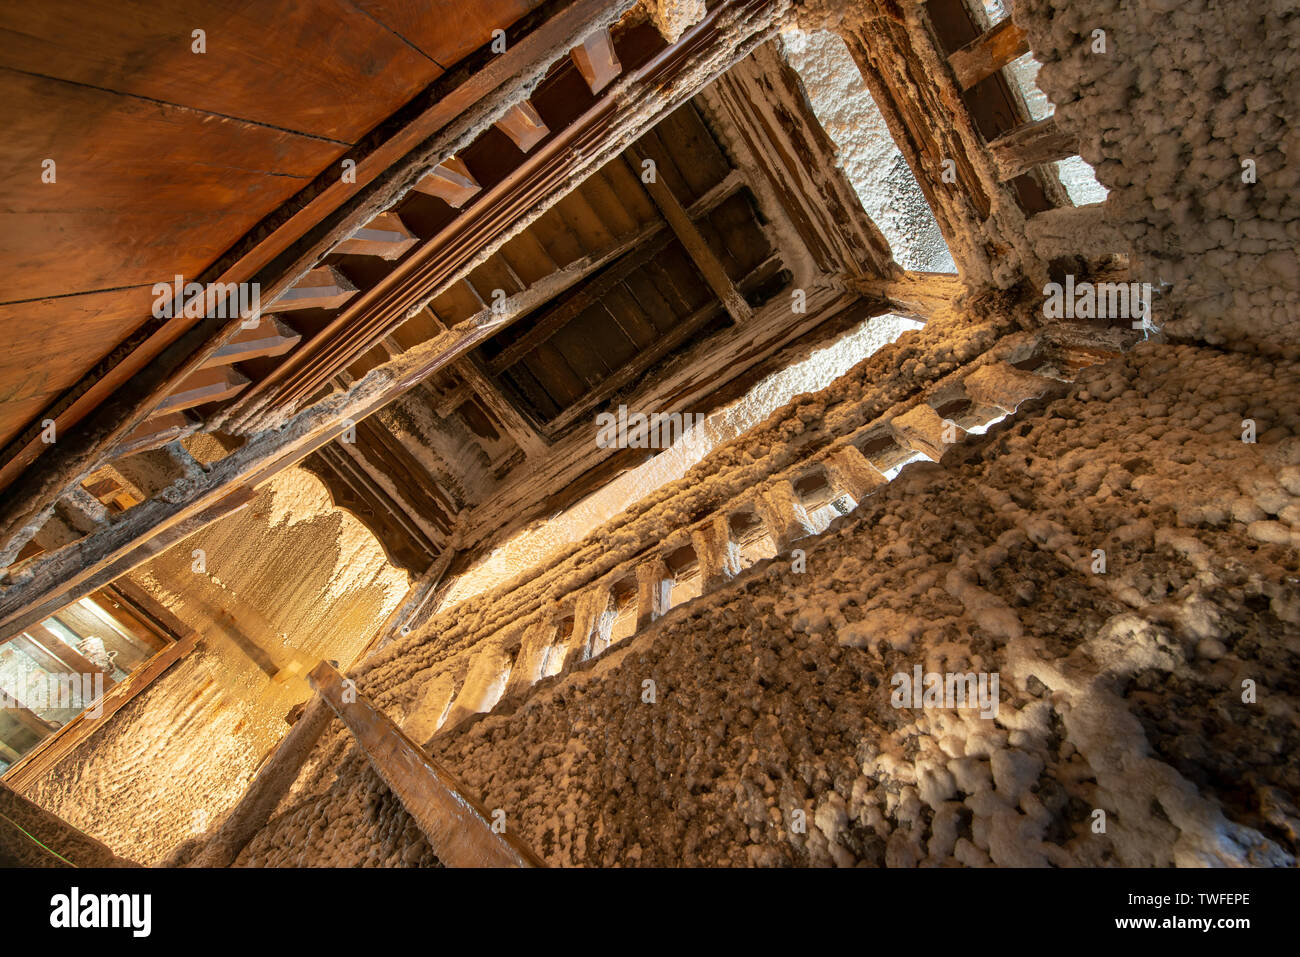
[231, 334, 1300, 867]
[1016, 0, 1300, 351]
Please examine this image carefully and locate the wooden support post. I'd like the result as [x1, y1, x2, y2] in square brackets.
[187, 694, 333, 867]
[411, 157, 482, 208]
[262, 266, 358, 313]
[947, 19, 1028, 91]
[624, 149, 753, 325]
[410, 306, 549, 459]
[986, 116, 1078, 182]
[822, 446, 887, 503]
[690, 513, 739, 591]
[503, 619, 557, 697]
[571, 27, 622, 93]
[308, 660, 545, 868]
[334, 211, 420, 261]
[495, 101, 550, 153]
[365, 544, 458, 653]
[459, 359, 549, 458]
[756, 480, 817, 555]
[634, 557, 672, 631]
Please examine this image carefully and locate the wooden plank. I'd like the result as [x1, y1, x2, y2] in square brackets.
[0, 70, 329, 304]
[155, 366, 250, 414]
[485, 230, 673, 375]
[411, 157, 483, 209]
[495, 100, 551, 153]
[570, 27, 623, 93]
[947, 19, 1028, 91]
[623, 149, 752, 325]
[0, 0, 447, 143]
[262, 266, 358, 313]
[347, 0, 547, 72]
[22, 623, 113, 683]
[308, 660, 545, 868]
[333, 212, 420, 261]
[986, 116, 1079, 182]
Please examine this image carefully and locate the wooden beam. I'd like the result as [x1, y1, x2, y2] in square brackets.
[447, 353, 549, 459]
[485, 169, 745, 376]
[308, 660, 545, 868]
[0, 0, 786, 609]
[0, 696, 58, 737]
[0, 487, 256, 640]
[263, 266, 358, 313]
[20, 624, 113, 685]
[411, 157, 482, 209]
[495, 101, 550, 153]
[364, 543, 460, 653]
[186, 694, 332, 867]
[851, 270, 964, 320]
[571, 27, 622, 93]
[0, 0, 643, 563]
[623, 148, 753, 325]
[986, 115, 1079, 182]
[114, 411, 200, 459]
[155, 366, 250, 414]
[947, 19, 1028, 91]
[236, 2, 782, 416]
[333, 212, 420, 261]
[203, 316, 302, 367]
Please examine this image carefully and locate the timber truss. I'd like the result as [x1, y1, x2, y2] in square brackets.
[0, 0, 1125, 645]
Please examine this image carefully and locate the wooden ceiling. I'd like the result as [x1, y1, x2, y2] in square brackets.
[298, 90, 792, 576]
[0, 0, 546, 451]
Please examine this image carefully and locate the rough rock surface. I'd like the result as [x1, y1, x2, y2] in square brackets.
[234, 343, 1300, 866]
[1015, 0, 1300, 351]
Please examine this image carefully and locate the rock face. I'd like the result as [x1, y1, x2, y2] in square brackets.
[1015, 0, 1300, 352]
[233, 343, 1300, 867]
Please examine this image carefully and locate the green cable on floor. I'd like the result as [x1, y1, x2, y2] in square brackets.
[0, 809, 78, 867]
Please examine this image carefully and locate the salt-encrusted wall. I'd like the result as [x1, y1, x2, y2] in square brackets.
[1014, 0, 1299, 352]
[236, 343, 1300, 867]
[23, 468, 407, 865]
[227, 335, 1299, 867]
